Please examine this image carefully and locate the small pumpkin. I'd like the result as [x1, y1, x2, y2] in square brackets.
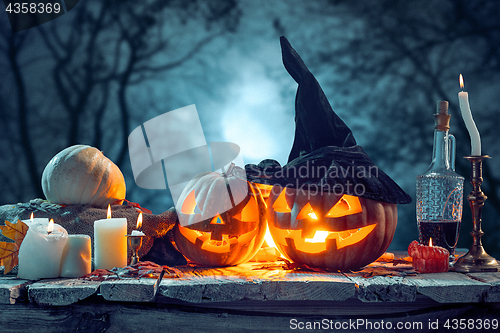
[173, 164, 267, 266]
[41, 145, 126, 208]
[267, 185, 398, 271]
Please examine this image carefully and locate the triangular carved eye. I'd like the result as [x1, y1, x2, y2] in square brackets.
[181, 190, 201, 214]
[210, 214, 225, 225]
[325, 195, 362, 218]
[233, 197, 259, 222]
[272, 189, 291, 213]
[296, 202, 318, 220]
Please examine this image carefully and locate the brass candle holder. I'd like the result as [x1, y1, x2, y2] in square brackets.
[453, 155, 500, 272]
[126, 234, 145, 266]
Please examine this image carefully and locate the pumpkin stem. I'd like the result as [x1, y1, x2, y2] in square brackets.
[221, 162, 237, 208]
[222, 162, 236, 177]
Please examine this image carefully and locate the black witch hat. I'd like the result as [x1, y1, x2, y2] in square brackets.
[245, 36, 411, 205]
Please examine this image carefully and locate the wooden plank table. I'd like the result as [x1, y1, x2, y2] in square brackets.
[1, 254, 500, 332]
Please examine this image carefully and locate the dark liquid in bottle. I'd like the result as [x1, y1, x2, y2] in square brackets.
[418, 220, 460, 258]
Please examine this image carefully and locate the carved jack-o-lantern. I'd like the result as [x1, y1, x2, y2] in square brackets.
[243, 38, 409, 270]
[267, 186, 398, 271]
[173, 166, 267, 266]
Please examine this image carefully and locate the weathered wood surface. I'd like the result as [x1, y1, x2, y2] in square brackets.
[2, 258, 500, 332]
[159, 264, 355, 303]
[407, 272, 491, 303]
[100, 277, 161, 302]
[0, 276, 30, 304]
[155, 294, 444, 316]
[0, 299, 499, 333]
[346, 275, 416, 302]
[28, 278, 100, 306]
[1, 256, 500, 308]
[467, 272, 500, 302]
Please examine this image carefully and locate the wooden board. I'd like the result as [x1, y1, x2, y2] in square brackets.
[467, 272, 500, 302]
[100, 277, 160, 302]
[28, 278, 100, 306]
[2, 258, 500, 332]
[346, 275, 416, 302]
[2, 259, 500, 308]
[160, 263, 355, 303]
[0, 276, 30, 304]
[407, 272, 491, 303]
[0, 299, 499, 333]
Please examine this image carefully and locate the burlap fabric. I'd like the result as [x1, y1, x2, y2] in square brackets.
[0, 199, 186, 266]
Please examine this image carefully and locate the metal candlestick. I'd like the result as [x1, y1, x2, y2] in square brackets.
[453, 155, 500, 272]
[126, 235, 145, 265]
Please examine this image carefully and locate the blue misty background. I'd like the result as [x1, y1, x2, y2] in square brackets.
[1, 0, 500, 257]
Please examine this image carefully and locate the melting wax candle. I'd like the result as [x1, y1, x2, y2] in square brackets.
[21, 213, 49, 228]
[408, 240, 449, 273]
[18, 220, 68, 280]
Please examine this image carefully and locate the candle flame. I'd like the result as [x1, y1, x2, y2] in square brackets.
[459, 74, 464, 89]
[429, 238, 433, 247]
[308, 212, 318, 220]
[30, 212, 34, 221]
[136, 212, 143, 229]
[107, 204, 112, 219]
[47, 219, 54, 234]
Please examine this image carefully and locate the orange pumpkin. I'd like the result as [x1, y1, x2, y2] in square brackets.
[173, 165, 267, 266]
[267, 185, 397, 271]
[247, 38, 408, 271]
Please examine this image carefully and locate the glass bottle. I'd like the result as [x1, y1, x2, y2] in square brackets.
[416, 101, 464, 261]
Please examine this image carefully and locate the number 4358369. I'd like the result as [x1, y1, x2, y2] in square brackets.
[444, 318, 498, 330]
[5, 2, 61, 14]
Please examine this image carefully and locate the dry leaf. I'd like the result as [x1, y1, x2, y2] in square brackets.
[80, 269, 116, 281]
[374, 252, 413, 266]
[0, 219, 29, 274]
[375, 252, 395, 262]
[81, 261, 182, 281]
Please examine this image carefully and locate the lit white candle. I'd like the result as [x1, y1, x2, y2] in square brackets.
[60, 235, 92, 278]
[458, 74, 481, 156]
[131, 212, 145, 236]
[93, 205, 127, 270]
[21, 212, 49, 228]
[18, 219, 68, 280]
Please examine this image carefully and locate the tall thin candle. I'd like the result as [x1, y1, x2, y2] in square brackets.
[458, 74, 481, 156]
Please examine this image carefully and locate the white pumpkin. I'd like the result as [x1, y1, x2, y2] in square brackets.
[41, 145, 126, 208]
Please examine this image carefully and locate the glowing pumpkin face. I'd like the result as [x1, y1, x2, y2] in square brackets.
[173, 167, 267, 266]
[267, 185, 398, 271]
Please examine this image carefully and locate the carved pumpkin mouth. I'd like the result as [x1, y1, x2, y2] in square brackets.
[272, 223, 377, 254]
[177, 224, 258, 254]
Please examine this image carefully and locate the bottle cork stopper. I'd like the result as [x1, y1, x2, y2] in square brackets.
[434, 101, 450, 131]
[437, 101, 449, 115]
